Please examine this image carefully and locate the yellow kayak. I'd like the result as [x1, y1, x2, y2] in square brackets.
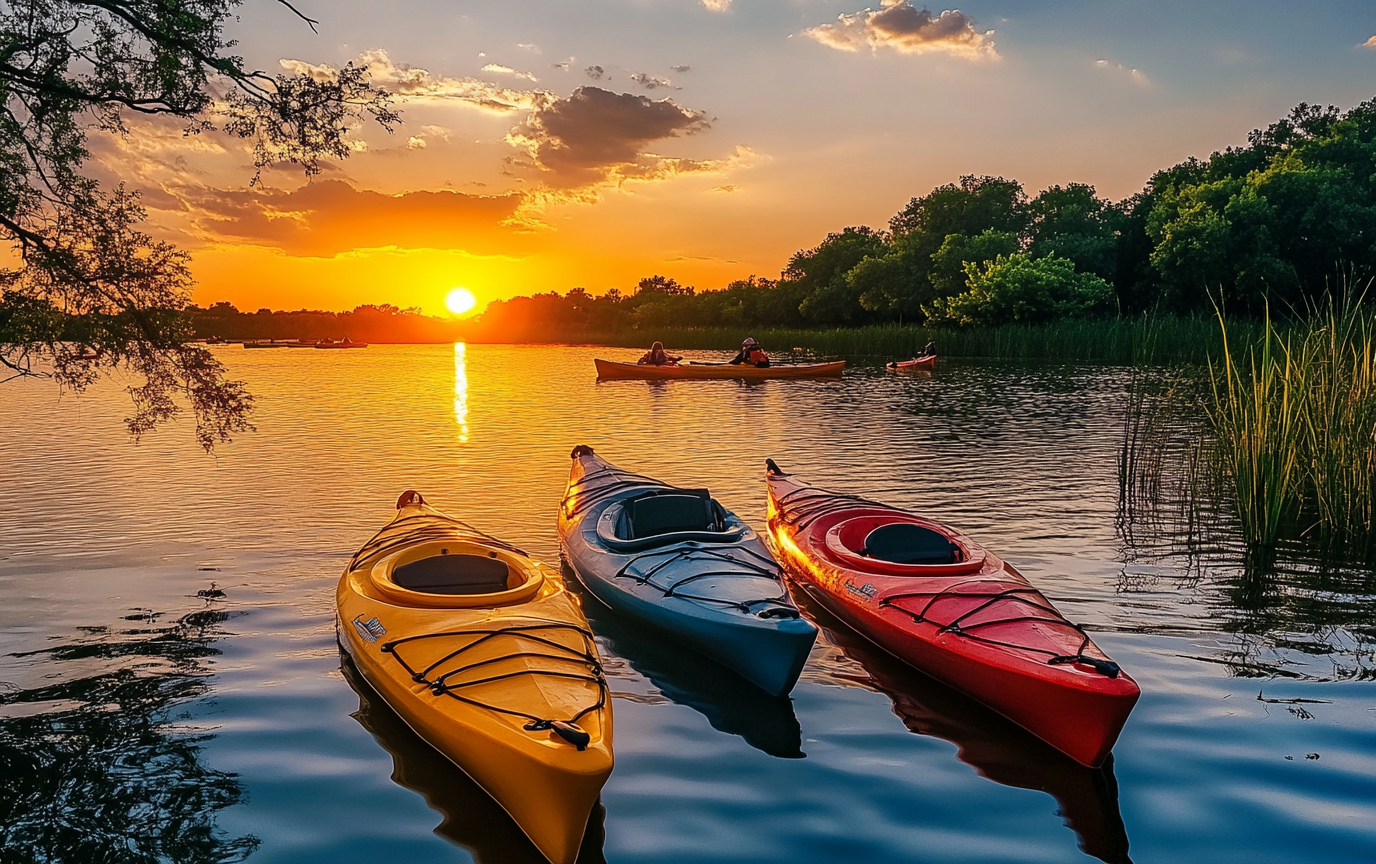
[338, 491, 613, 864]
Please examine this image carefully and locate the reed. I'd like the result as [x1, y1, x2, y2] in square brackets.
[1205, 296, 1376, 555]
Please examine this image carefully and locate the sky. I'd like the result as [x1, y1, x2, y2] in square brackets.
[92, 1, 1376, 316]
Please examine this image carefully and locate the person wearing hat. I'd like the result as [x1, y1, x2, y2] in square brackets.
[637, 341, 681, 366]
[728, 337, 770, 368]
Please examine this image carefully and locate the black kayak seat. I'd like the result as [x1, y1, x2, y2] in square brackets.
[393, 554, 510, 595]
[863, 523, 958, 565]
[627, 490, 718, 539]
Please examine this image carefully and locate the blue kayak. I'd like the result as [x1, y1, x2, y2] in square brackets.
[558, 446, 816, 696]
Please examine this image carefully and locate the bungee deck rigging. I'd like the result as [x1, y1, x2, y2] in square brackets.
[381, 621, 608, 749]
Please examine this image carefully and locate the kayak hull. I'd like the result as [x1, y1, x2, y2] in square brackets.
[559, 447, 816, 696]
[595, 358, 845, 380]
[765, 469, 1138, 767]
[339, 496, 613, 864]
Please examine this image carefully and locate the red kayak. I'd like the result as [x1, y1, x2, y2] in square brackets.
[765, 461, 1138, 767]
[887, 355, 936, 370]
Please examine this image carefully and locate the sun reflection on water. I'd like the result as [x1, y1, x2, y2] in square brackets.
[453, 342, 469, 443]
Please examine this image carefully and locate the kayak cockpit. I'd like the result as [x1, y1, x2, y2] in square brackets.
[364, 540, 547, 608]
[824, 514, 988, 576]
[595, 489, 746, 551]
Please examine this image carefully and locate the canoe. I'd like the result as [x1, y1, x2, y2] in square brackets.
[338, 491, 613, 864]
[559, 446, 816, 696]
[887, 355, 936, 370]
[594, 358, 844, 380]
[242, 340, 290, 349]
[317, 338, 368, 349]
[764, 462, 1138, 767]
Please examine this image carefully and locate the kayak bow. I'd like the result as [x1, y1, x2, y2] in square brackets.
[764, 462, 1138, 767]
[338, 492, 613, 864]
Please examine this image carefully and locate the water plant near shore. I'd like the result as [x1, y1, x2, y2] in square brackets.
[1208, 298, 1376, 555]
[1120, 296, 1376, 562]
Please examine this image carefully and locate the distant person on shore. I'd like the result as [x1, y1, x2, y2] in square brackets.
[637, 341, 681, 366]
[728, 337, 770, 368]
[917, 341, 936, 358]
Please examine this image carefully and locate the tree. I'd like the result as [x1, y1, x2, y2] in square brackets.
[0, 1, 398, 450]
[784, 226, 887, 324]
[924, 253, 1114, 327]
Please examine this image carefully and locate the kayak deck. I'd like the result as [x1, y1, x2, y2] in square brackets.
[595, 358, 845, 379]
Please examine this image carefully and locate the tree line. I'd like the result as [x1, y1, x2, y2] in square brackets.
[474, 99, 1376, 338]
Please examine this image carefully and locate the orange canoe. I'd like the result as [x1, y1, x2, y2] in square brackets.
[887, 355, 937, 370]
[595, 358, 845, 380]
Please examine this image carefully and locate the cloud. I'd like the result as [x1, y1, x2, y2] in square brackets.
[702, 0, 731, 11]
[1365, 36, 1376, 48]
[506, 86, 715, 187]
[671, 65, 691, 73]
[629, 72, 675, 90]
[1094, 58, 1150, 86]
[482, 63, 538, 82]
[518, 43, 541, 53]
[180, 180, 526, 256]
[804, 1, 995, 60]
[552, 60, 572, 71]
[585, 65, 605, 80]
[406, 136, 427, 149]
[309, 49, 549, 113]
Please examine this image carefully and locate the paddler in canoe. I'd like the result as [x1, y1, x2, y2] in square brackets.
[637, 341, 681, 366]
[727, 337, 770, 368]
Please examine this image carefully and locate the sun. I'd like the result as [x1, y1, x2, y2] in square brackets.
[445, 287, 477, 316]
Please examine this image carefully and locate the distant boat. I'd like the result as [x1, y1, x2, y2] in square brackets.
[243, 339, 291, 349]
[316, 337, 368, 349]
[887, 354, 937, 370]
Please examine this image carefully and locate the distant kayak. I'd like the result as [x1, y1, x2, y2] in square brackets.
[764, 461, 1139, 767]
[887, 355, 937, 370]
[339, 491, 612, 864]
[316, 338, 368, 349]
[242, 339, 291, 349]
[559, 446, 816, 696]
[595, 358, 844, 379]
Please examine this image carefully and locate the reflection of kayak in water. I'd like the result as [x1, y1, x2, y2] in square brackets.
[340, 649, 609, 864]
[569, 568, 804, 759]
[796, 591, 1132, 864]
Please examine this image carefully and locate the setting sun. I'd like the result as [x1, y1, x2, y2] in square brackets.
[445, 287, 477, 316]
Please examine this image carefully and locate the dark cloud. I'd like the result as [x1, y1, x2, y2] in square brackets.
[805, 1, 995, 59]
[182, 180, 525, 256]
[671, 65, 691, 73]
[585, 65, 604, 80]
[629, 72, 675, 90]
[508, 86, 714, 187]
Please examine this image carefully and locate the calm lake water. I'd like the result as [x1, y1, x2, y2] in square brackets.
[2, 344, 1373, 863]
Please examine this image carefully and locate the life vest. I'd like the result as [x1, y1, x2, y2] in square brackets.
[745, 347, 769, 366]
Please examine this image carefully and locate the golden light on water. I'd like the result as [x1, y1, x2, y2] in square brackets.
[445, 287, 477, 316]
[453, 342, 469, 444]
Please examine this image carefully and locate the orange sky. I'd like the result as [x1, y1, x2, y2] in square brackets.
[87, 1, 1376, 316]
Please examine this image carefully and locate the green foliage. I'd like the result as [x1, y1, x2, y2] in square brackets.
[924, 254, 1115, 327]
[928, 230, 1021, 298]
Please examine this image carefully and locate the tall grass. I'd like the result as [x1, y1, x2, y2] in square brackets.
[575, 315, 1262, 365]
[1207, 297, 1376, 555]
